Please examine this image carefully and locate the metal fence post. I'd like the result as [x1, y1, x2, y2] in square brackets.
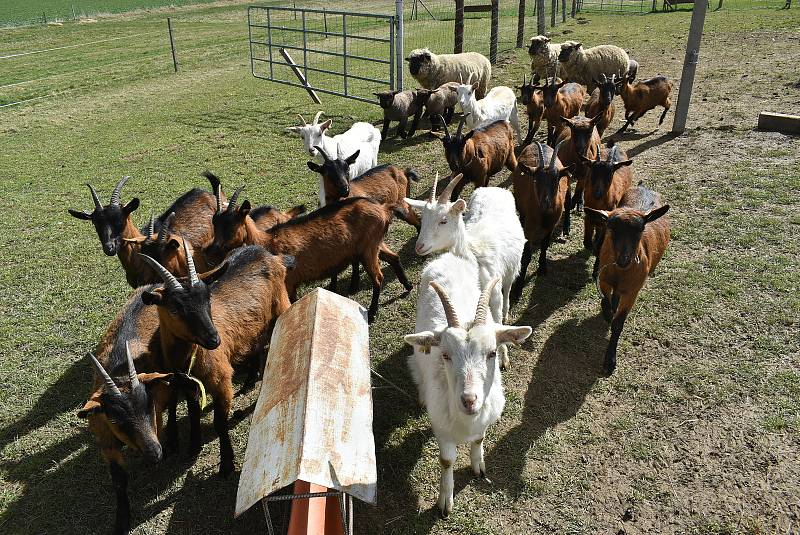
[672, 0, 708, 133]
[389, 16, 395, 90]
[490, 0, 499, 63]
[167, 17, 178, 73]
[562, 0, 567, 21]
[396, 0, 404, 90]
[342, 14, 348, 96]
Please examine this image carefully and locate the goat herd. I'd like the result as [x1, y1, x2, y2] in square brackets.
[68, 37, 673, 532]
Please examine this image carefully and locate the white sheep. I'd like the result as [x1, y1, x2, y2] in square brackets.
[406, 48, 491, 99]
[452, 81, 521, 140]
[405, 174, 525, 370]
[558, 42, 631, 93]
[404, 276, 532, 518]
[527, 35, 571, 80]
[285, 112, 381, 206]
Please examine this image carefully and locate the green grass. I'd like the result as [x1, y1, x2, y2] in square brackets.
[1, 1, 799, 534]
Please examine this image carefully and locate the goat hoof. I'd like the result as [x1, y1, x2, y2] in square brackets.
[219, 460, 235, 478]
[536, 265, 548, 276]
[583, 239, 593, 250]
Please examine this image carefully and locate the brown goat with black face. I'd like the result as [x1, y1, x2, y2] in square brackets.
[78, 287, 181, 535]
[140, 243, 292, 476]
[585, 184, 670, 375]
[580, 142, 634, 277]
[615, 75, 674, 133]
[517, 74, 545, 146]
[207, 196, 411, 323]
[435, 115, 517, 201]
[539, 71, 586, 145]
[510, 140, 573, 299]
[584, 73, 618, 138]
[68, 174, 226, 287]
[556, 114, 602, 218]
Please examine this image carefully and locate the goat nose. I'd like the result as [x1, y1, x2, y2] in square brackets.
[415, 242, 425, 254]
[461, 393, 477, 409]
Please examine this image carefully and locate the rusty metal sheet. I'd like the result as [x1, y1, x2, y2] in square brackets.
[235, 288, 376, 517]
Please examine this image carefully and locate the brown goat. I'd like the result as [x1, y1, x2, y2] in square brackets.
[539, 72, 586, 145]
[615, 75, 674, 133]
[141, 243, 292, 475]
[510, 140, 573, 299]
[584, 73, 618, 138]
[68, 174, 225, 287]
[435, 115, 518, 201]
[585, 184, 670, 375]
[516, 73, 545, 146]
[207, 196, 411, 323]
[556, 114, 602, 220]
[78, 287, 180, 535]
[580, 142, 634, 258]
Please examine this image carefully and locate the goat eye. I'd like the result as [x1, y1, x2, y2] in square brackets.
[487, 351, 496, 360]
[442, 353, 451, 361]
[439, 218, 447, 225]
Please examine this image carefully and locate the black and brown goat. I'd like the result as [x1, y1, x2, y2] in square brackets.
[580, 142, 634, 271]
[374, 89, 428, 139]
[556, 114, 602, 217]
[584, 73, 618, 138]
[585, 184, 670, 375]
[615, 75, 674, 133]
[207, 196, 411, 323]
[140, 243, 292, 476]
[434, 115, 518, 201]
[517, 74, 545, 146]
[68, 174, 225, 287]
[78, 288, 179, 535]
[510, 140, 573, 299]
[540, 72, 586, 145]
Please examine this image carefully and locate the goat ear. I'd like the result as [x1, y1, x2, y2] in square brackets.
[345, 150, 360, 165]
[614, 159, 634, 169]
[201, 261, 229, 285]
[320, 119, 332, 131]
[68, 209, 93, 220]
[288, 204, 307, 217]
[77, 399, 102, 418]
[559, 164, 575, 177]
[307, 161, 323, 173]
[496, 326, 532, 347]
[123, 198, 140, 214]
[644, 204, 669, 224]
[285, 126, 301, 133]
[584, 207, 610, 224]
[471, 82, 479, 92]
[463, 130, 475, 141]
[579, 154, 594, 165]
[403, 331, 441, 349]
[139, 372, 173, 386]
[166, 238, 181, 251]
[239, 199, 251, 216]
[557, 80, 567, 89]
[404, 198, 427, 210]
[430, 131, 446, 140]
[141, 288, 164, 306]
[516, 161, 533, 175]
[450, 198, 467, 215]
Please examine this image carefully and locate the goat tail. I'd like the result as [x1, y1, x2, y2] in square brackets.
[201, 170, 221, 191]
[405, 168, 420, 182]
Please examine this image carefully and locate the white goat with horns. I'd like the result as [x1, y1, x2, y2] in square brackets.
[286, 111, 381, 206]
[451, 74, 521, 139]
[405, 276, 532, 519]
[406, 173, 525, 370]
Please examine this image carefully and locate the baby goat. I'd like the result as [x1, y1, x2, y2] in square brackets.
[374, 89, 428, 139]
[585, 184, 670, 375]
[141, 243, 292, 475]
[510, 141, 573, 298]
[435, 115, 518, 201]
[584, 73, 618, 138]
[517, 74, 545, 146]
[615, 75, 674, 133]
[452, 77, 522, 139]
[405, 278, 532, 518]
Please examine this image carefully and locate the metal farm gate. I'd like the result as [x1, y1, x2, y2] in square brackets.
[248, 6, 402, 104]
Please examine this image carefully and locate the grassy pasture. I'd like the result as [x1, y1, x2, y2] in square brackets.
[1, 1, 799, 534]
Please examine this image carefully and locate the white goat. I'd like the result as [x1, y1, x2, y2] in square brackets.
[452, 80, 521, 140]
[286, 112, 381, 206]
[405, 277, 532, 518]
[405, 174, 525, 369]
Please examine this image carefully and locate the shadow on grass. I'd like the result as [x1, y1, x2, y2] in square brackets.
[485, 314, 607, 496]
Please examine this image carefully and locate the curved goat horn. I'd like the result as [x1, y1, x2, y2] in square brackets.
[297, 113, 307, 126]
[429, 171, 439, 204]
[550, 140, 564, 171]
[87, 183, 103, 211]
[314, 145, 330, 161]
[438, 174, 462, 204]
[214, 183, 222, 214]
[110, 176, 129, 205]
[227, 185, 245, 212]
[534, 141, 546, 168]
[601, 73, 607, 83]
[429, 281, 460, 328]
[158, 212, 175, 243]
[184, 240, 199, 287]
[473, 277, 501, 327]
[87, 352, 121, 397]
[455, 113, 469, 139]
[139, 253, 184, 293]
[597, 143, 603, 162]
[313, 111, 324, 125]
[147, 213, 155, 238]
[439, 115, 451, 139]
[125, 341, 140, 389]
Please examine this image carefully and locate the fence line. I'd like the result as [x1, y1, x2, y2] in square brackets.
[0, 32, 160, 60]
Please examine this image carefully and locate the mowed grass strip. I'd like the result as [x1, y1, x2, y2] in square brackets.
[1, 2, 799, 534]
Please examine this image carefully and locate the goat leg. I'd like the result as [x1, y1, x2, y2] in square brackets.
[562, 188, 572, 237]
[659, 106, 669, 125]
[109, 460, 131, 535]
[348, 261, 361, 294]
[409, 109, 422, 137]
[213, 396, 235, 477]
[397, 117, 408, 139]
[164, 395, 179, 456]
[605, 308, 629, 375]
[378, 243, 412, 293]
[437, 442, 457, 518]
[444, 107, 455, 124]
[381, 117, 391, 140]
[470, 436, 488, 481]
[186, 397, 202, 459]
[510, 241, 532, 302]
[362, 252, 384, 323]
[537, 234, 552, 275]
[328, 273, 338, 293]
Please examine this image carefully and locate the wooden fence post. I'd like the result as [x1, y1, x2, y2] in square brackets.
[490, 0, 499, 63]
[517, 0, 526, 48]
[537, 0, 546, 33]
[455, 0, 464, 53]
[672, 0, 708, 133]
[571, 0, 577, 16]
[167, 18, 178, 73]
[551, 0, 557, 26]
[562, 0, 567, 21]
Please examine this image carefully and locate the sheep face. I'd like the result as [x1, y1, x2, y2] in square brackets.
[558, 42, 581, 62]
[409, 197, 466, 256]
[374, 90, 399, 110]
[586, 206, 669, 268]
[527, 35, 550, 57]
[406, 48, 432, 76]
[286, 119, 333, 158]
